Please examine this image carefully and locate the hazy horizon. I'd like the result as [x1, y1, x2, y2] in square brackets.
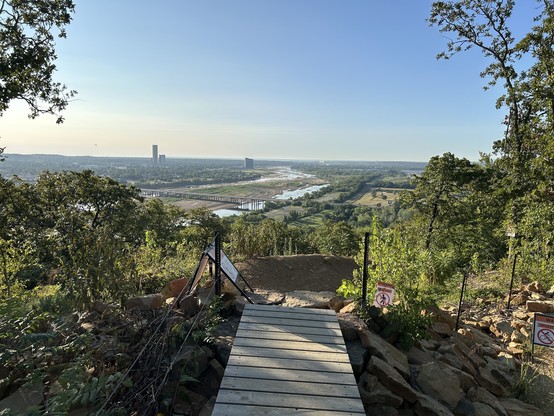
[1, 1, 537, 162]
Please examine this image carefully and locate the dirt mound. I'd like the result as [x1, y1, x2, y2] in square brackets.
[236, 254, 358, 293]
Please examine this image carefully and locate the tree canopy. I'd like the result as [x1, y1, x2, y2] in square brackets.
[0, 0, 76, 123]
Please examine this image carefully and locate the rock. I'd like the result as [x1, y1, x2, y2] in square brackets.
[179, 295, 201, 317]
[467, 386, 508, 416]
[453, 398, 475, 416]
[499, 397, 543, 416]
[338, 313, 366, 341]
[172, 387, 207, 415]
[546, 284, 554, 297]
[175, 346, 209, 379]
[160, 277, 189, 300]
[358, 372, 379, 391]
[212, 316, 240, 365]
[346, 339, 368, 378]
[457, 327, 497, 348]
[358, 378, 404, 408]
[0, 381, 43, 414]
[198, 359, 225, 397]
[472, 402, 500, 416]
[415, 394, 455, 416]
[489, 320, 515, 342]
[340, 301, 358, 314]
[475, 364, 509, 397]
[329, 295, 346, 312]
[125, 294, 163, 310]
[526, 300, 554, 313]
[416, 362, 463, 410]
[525, 281, 543, 293]
[360, 329, 410, 379]
[507, 293, 529, 307]
[91, 300, 116, 313]
[283, 290, 337, 308]
[367, 356, 418, 403]
[198, 396, 216, 416]
[365, 405, 400, 415]
[407, 346, 434, 365]
[433, 322, 453, 337]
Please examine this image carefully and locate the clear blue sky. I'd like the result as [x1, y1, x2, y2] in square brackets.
[1, 0, 537, 161]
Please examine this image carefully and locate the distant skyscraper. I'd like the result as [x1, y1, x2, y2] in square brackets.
[159, 154, 166, 164]
[244, 158, 254, 169]
[152, 145, 158, 164]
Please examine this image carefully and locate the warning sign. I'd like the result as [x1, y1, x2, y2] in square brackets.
[533, 313, 554, 348]
[374, 281, 395, 308]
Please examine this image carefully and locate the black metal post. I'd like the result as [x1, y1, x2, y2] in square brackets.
[215, 231, 221, 296]
[506, 253, 518, 310]
[455, 272, 468, 331]
[362, 232, 369, 306]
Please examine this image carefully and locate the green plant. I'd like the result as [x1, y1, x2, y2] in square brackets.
[512, 362, 539, 403]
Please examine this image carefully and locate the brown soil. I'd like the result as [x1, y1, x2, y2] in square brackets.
[235, 254, 358, 293]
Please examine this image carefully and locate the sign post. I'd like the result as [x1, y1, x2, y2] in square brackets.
[362, 232, 369, 306]
[532, 313, 554, 362]
[373, 281, 395, 308]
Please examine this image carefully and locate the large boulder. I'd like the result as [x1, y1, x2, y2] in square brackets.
[358, 373, 404, 408]
[160, 277, 189, 300]
[415, 394, 455, 416]
[125, 294, 164, 311]
[367, 356, 418, 403]
[0, 381, 43, 414]
[416, 362, 463, 410]
[526, 300, 554, 313]
[499, 397, 543, 416]
[360, 329, 410, 379]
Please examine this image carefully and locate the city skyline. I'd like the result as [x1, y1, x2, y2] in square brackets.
[1, 1, 538, 162]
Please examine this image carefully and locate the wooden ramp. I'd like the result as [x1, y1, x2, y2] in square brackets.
[212, 304, 365, 415]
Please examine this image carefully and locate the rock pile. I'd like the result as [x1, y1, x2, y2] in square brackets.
[165, 281, 552, 415]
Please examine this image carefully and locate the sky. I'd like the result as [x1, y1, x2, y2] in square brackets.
[0, 1, 539, 162]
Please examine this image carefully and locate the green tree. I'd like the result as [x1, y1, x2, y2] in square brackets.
[0, 0, 76, 122]
[33, 171, 142, 306]
[429, 0, 554, 283]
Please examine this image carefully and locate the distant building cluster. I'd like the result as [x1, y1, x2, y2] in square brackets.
[244, 158, 254, 169]
[152, 144, 166, 164]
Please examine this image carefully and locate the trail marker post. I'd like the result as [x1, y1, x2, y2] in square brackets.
[362, 232, 369, 306]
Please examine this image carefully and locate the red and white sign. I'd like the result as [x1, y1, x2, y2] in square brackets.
[533, 313, 554, 348]
[374, 281, 395, 308]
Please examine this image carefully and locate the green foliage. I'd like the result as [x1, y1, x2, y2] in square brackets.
[382, 299, 433, 351]
[0, 0, 76, 122]
[336, 278, 362, 299]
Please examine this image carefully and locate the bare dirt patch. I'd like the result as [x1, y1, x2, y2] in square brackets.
[236, 254, 358, 293]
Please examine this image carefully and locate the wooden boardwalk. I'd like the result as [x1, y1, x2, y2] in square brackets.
[212, 304, 365, 415]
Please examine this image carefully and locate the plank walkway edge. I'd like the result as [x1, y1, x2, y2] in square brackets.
[213, 304, 365, 415]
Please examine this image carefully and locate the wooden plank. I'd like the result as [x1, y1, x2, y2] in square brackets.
[245, 309, 338, 322]
[238, 322, 343, 337]
[213, 305, 364, 415]
[229, 345, 351, 362]
[212, 404, 365, 416]
[245, 304, 337, 316]
[223, 365, 357, 385]
[227, 355, 353, 373]
[233, 337, 347, 353]
[235, 328, 345, 344]
[240, 316, 341, 329]
[220, 377, 362, 398]
[216, 390, 366, 413]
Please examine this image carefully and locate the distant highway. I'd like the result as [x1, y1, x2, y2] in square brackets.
[140, 189, 267, 211]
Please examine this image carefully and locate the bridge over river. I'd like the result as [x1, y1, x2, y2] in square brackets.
[140, 189, 267, 211]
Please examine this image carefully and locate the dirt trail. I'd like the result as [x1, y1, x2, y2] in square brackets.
[235, 254, 358, 293]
